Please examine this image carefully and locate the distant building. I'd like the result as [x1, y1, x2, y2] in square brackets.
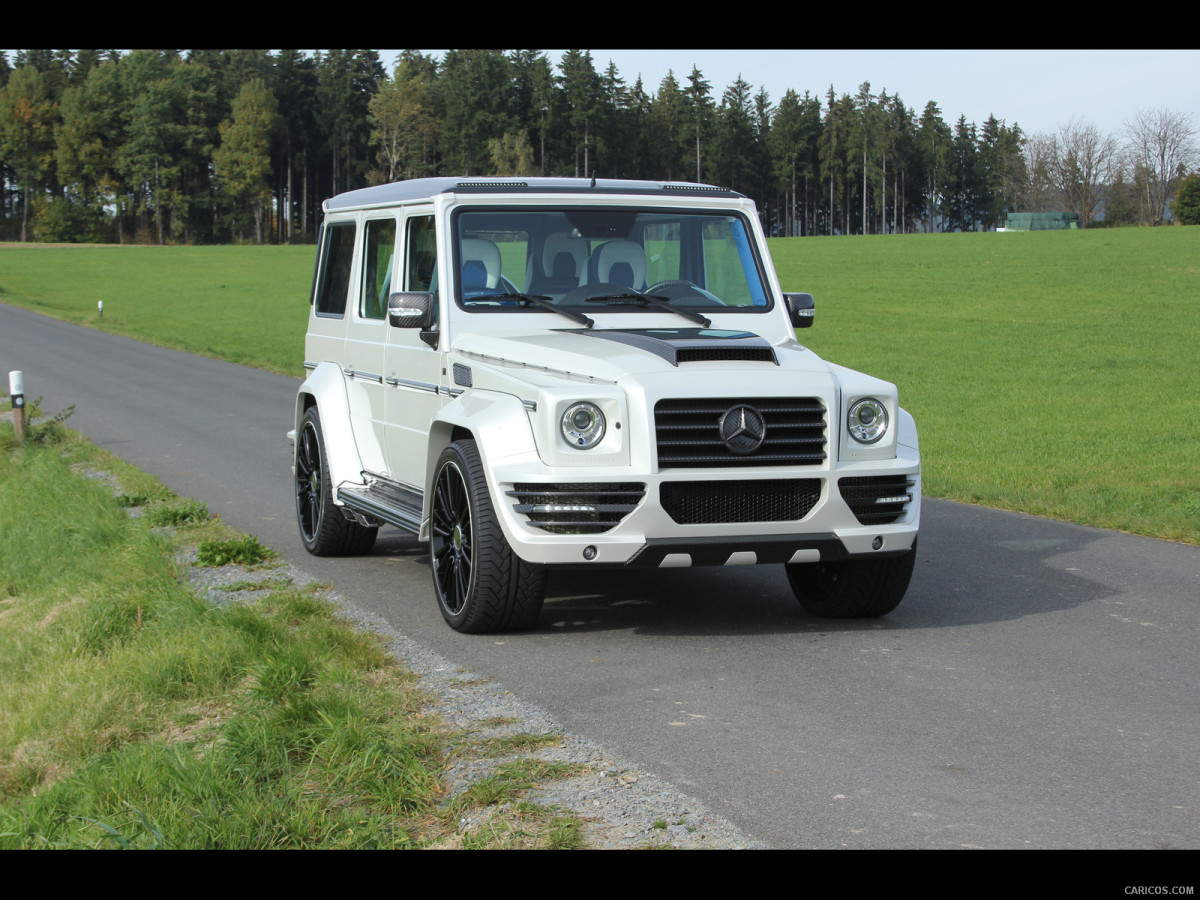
[1001, 212, 1081, 231]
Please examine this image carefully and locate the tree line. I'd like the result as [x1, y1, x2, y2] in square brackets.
[1, 49, 1195, 244]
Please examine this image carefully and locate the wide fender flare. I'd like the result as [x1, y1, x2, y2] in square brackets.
[897, 406, 919, 454]
[295, 362, 364, 498]
[422, 391, 540, 534]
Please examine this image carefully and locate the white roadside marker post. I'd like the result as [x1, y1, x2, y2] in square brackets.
[8, 370, 25, 445]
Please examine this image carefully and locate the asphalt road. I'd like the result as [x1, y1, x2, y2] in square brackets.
[3, 300, 1197, 849]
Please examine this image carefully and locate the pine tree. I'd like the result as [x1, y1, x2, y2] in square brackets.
[214, 77, 278, 243]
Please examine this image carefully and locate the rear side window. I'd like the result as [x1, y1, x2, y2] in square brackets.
[314, 221, 356, 316]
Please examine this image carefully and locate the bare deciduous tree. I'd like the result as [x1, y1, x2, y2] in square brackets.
[1026, 120, 1118, 227]
[1023, 132, 1059, 212]
[1122, 108, 1198, 226]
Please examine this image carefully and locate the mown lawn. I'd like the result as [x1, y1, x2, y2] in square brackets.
[0, 243, 312, 376]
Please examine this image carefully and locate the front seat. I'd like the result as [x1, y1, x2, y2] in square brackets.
[460, 238, 503, 293]
[527, 232, 588, 297]
[587, 240, 647, 291]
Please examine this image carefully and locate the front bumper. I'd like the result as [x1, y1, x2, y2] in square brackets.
[484, 453, 921, 568]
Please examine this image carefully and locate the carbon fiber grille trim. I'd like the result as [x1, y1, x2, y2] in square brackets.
[674, 347, 777, 364]
[655, 397, 827, 468]
[660, 479, 821, 524]
[838, 475, 915, 525]
[507, 483, 646, 534]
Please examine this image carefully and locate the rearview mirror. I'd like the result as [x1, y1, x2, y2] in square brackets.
[784, 292, 815, 329]
[388, 292, 435, 329]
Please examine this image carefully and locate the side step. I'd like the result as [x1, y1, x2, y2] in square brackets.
[337, 480, 423, 534]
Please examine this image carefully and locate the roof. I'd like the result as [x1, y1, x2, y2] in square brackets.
[323, 176, 745, 211]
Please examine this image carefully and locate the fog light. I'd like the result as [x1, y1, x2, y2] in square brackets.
[872, 536, 883, 550]
[583, 545, 597, 560]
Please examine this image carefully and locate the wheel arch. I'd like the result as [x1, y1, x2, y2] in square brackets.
[294, 361, 364, 498]
[897, 406, 919, 453]
[420, 391, 540, 540]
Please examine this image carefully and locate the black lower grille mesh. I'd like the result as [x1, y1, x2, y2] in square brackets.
[839, 475, 914, 525]
[660, 479, 821, 524]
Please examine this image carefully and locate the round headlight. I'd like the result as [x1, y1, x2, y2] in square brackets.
[848, 398, 888, 444]
[561, 402, 606, 449]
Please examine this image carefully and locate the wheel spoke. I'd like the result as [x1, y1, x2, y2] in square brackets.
[452, 556, 468, 608]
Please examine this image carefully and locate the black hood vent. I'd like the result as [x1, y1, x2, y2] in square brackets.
[575, 328, 778, 366]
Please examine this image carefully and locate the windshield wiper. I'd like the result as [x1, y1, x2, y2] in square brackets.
[583, 291, 711, 328]
[470, 292, 593, 328]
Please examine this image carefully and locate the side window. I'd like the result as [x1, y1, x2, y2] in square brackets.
[314, 221, 356, 317]
[361, 218, 397, 320]
[404, 215, 438, 293]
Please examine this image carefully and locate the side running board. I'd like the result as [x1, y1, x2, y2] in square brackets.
[337, 480, 423, 534]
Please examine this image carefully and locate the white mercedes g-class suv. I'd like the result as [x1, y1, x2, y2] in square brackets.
[292, 177, 920, 632]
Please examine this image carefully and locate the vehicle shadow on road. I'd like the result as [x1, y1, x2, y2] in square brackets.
[534, 498, 1129, 636]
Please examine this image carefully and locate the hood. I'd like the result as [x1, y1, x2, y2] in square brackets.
[451, 327, 832, 382]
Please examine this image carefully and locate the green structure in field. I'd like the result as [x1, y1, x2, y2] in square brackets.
[1003, 212, 1081, 231]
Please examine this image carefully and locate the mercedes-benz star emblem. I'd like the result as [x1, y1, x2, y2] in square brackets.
[718, 404, 766, 454]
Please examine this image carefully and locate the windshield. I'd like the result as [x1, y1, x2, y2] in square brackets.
[454, 208, 770, 317]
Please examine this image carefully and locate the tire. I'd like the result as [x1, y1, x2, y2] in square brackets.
[786, 539, 917, 618]
[295, 407, 377, 556]
[430, 440, 546, 633]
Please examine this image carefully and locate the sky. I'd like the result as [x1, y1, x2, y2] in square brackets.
[393, 49, 1200, 140]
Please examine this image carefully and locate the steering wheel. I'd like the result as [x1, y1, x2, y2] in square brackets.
[646, 280, 725, 307]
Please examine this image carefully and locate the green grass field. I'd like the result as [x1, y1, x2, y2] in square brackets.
[2, 227, 1198, 544]
[0, 244, 314, 375]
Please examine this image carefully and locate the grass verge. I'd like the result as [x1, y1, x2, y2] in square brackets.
[0, 413, 586, 849]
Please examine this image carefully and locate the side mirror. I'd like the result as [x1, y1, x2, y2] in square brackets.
[784, 292, 815, 329]
[388, 292, 435, 329]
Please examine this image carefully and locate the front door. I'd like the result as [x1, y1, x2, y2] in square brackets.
[383, 210, 446, 490]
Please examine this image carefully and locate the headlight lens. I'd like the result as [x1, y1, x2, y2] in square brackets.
[561, 402, 606, 449]
[847, 398, 888, 444]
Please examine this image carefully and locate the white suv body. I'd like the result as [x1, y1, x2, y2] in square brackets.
[292, 177, 920, 632]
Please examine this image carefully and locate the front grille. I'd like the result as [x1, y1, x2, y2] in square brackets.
[660, 479, 821, 524]
[839, 475, 914, 525]
[654, 397, 827, 468]
[507, 483, 646, 534]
